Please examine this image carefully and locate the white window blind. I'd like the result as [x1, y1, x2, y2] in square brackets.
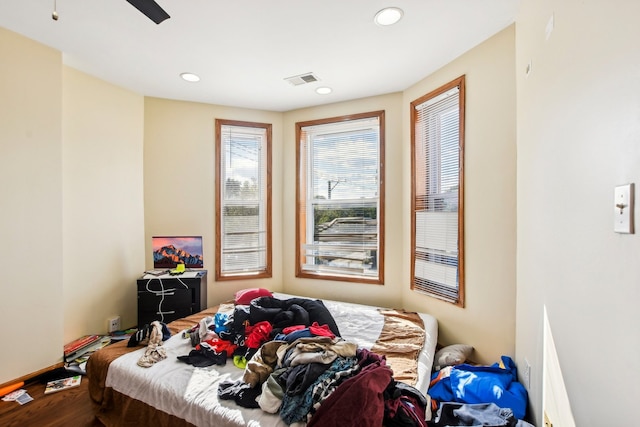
[412, 77, 464, 305]
[216, 121, 271, 279]
[297, 112, 384, 283]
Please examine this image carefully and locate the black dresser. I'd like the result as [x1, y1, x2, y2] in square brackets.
[136, 270, 207, 328]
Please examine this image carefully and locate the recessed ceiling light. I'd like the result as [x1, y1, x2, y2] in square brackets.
[374, 7, 404, 26]
[316, 87, 332, 95]
[180, 72, 200, 82]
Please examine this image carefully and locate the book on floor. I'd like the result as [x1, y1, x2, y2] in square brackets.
[63, 335, 110, 362]
[44, 375, 82, 394]
[64, 335, 101, 355]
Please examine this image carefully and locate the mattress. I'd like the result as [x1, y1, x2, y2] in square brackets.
[87, 293, 438, 427]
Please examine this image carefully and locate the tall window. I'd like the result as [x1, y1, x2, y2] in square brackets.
[411, 76, 465, 306]
[215, 119, 272, 280]
[296, 111, 385, 284]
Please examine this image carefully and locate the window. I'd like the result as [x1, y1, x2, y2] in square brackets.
[215, 119, 272, 280]
[411, 76, 465, 306]
[296, 111, 385, 284]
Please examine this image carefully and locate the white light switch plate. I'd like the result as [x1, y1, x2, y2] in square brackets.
[614, 183, 634, 233]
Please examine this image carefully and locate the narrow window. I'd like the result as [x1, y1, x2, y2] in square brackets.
[411, 76, 465, 305]
[296, 111, 385, 284]
[215, 119, 272, 280]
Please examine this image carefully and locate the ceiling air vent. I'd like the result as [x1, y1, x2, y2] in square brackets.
[284, 72, 320, 86]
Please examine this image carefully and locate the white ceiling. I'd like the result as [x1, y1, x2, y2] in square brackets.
[0, 0, 519, 112]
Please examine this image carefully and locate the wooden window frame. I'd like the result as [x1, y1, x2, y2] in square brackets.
[215, 119, 272, 281]
[295, 111, 385, 285]
[410, 76, 465, 306]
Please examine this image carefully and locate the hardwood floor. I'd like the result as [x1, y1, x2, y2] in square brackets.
[0, 375, 102, 427]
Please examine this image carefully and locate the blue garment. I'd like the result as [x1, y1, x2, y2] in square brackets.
[428, 356, 528, 420]
[274, 328, 313, 343]
[213, 312, 228, 334]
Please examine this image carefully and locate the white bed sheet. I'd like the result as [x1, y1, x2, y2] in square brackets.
[105, 295, 438, 427]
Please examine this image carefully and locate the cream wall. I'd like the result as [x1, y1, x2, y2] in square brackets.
[0, 28, 63, 384]
[142, 98, 284, 305]
[0, 29, 146, 384]
[515, 1, 640, 425]
[281, 93, 405, 308]
[402, 26, 517, 364]
[62, 67, 145, 341]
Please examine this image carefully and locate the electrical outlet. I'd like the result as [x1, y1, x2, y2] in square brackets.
[523, 358, 531, 389]
[108, 316, 121, 333]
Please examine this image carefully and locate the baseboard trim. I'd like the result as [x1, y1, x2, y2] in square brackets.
[0, 362, 65, 389]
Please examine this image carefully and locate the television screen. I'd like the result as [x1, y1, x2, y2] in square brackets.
[152, 236, 204, 269]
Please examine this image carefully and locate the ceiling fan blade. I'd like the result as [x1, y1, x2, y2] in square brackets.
[126, 0, 170, 24]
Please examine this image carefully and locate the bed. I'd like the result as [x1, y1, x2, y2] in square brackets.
[87, 292, 438, 426]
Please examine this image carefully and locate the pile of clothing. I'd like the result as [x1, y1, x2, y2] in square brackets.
[127, 320, 171, 368]
[427, 356, 533, 426]
[177, 296, 341, 368]
[178, 295, 429, 426]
